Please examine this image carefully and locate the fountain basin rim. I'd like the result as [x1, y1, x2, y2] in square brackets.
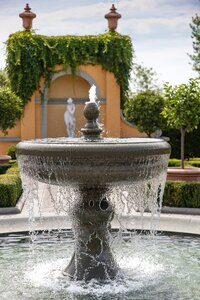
[16, 138, 170, 157]
[17, 137, 167, 145]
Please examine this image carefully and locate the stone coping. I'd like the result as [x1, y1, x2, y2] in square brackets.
[0, 196, 26, 215]
[161, 206, 200, 215]
[0, 210, 199, 235]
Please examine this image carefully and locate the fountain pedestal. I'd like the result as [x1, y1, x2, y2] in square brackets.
[64, 185, 118, 281]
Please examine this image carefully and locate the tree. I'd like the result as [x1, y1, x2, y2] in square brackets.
[162, 78, 200, 168]
[0, 69, 23, 134]
[131, 63, 161, 93]
[190, 14, 200, 75]
[123, 90, 166, 137]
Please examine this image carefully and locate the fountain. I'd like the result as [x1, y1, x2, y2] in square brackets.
[16, 85, 171, 283]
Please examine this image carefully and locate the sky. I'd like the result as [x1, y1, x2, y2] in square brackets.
[0, 0, 199, 86]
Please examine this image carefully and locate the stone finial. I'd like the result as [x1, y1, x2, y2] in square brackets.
[81, 102, 102, 140]
[104, 4, 121, 31]
[19, 3, 36, 30]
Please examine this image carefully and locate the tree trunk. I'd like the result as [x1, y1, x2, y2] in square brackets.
[180, 127, 186, 169]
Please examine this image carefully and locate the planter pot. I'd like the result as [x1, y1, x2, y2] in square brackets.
[0, 155, 11, 165]
[167, 167, 200, 182]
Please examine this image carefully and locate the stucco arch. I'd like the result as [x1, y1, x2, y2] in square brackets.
[50, 70, 101, 98]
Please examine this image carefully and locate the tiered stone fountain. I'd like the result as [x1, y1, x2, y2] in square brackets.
[16, 86, 170, 282]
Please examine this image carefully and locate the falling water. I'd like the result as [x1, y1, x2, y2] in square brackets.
[12, 85, 174, 297]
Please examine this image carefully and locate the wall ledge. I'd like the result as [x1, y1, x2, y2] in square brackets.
[0, 137, 21, 142]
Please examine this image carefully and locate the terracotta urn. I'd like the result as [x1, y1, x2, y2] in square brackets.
[19, 3, 36, 30]
[105, 4, 121, 31]
[0, 155, 11, 165]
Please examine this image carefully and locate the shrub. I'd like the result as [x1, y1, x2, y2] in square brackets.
[168, 158, 200, 168]
[168, 159, 181, 167]
[123, 90, 166, 137]
[0, 175, 22, 207]
[0, 87, 23, 134]
[0, 163, 22, 207]
[6, 163, 19, 175]
[163, 181, 200, 208]
[7, 145, 17, 160]
[188, 161, 200, 168]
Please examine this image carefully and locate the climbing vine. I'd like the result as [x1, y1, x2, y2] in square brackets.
[6, 30, 133, 108]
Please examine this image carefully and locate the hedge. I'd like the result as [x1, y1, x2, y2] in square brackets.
[163, 181, 200, 208]
[188, 161, 200, 168]
[168, 159, 182, 167]
[168, 158, 200, 168]
[0, 163, 22, 207]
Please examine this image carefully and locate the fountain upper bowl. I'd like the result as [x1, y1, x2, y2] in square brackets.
[16, 137, 170, 185]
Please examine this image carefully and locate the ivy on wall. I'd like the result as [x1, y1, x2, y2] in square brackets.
[6, 30, 133, 108]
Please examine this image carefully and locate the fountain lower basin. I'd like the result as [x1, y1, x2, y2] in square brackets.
[1, 230, 200, 300]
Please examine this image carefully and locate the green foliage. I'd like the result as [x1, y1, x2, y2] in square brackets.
[188, 161, 200, 168]
[162, 78, 200, 168]
[162, 78, 200, 132]
[163, 181, 200, 208]
[168, 159, 181, 167]
[0, 87, 23, 134]
[123, 90, 166, 136]
[190, 14, 200, 75]
[5, 162, 19, 175]
[0, 69, 9, 88]
[6, 30, 133, 107]
[131, 63, 161, 93]
[168, 158, 200, 167]
[0, 163, 22, 207]
[7, 145, 17, 160]
[0, 69, 23, 134]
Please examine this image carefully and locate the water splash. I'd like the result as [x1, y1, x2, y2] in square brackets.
[1, 231, 200, 299]
[88, 85, 97, 103]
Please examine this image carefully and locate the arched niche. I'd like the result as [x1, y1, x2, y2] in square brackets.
[41, 70, 102, 138]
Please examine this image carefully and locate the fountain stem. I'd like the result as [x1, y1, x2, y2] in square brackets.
[63, 185, 119, 281]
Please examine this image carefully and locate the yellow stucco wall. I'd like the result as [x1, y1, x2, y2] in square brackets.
[35, 104, 41, 138]
[120, 115, 146, 138]
[0, 64, 144, 154]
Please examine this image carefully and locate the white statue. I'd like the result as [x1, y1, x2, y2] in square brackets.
[64, 98, 76, 137]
